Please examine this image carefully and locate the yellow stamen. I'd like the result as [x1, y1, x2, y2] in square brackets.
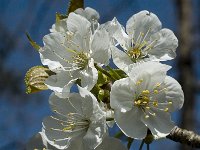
[154, 90, 159, 94]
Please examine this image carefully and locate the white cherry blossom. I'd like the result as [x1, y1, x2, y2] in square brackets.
[110, 62, 184, 139]
[110, 10, 178, 72]
[42, 86, 107, 150]
[40, 12, 110, 98]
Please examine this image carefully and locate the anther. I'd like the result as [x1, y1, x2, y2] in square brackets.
[146, 106, 150, 109]
[168, 101, 173, 105]
[155, 83, 161, 87]
[142, 90, 150, 95]
[164, 108, 169, 112]
[153, 101, 158, 107]
[154, 90, 159, 94]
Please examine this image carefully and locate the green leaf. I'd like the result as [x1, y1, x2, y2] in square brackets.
[25, 66, 54, 94]
[67, 0, 84, 15]
[26, 32, 41, 51]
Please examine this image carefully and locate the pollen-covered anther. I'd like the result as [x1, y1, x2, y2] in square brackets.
[168, 101, 173, 105]
[145, 115, 150, 119]
[154, 90, 159, 94]
[63, 125, 74, 131]
[72, 52, 88, 70]
[142, 90, 150, 95]
[146, 106, 150, 109]
[153, 101, 158, 107]
[164, 108, 169, 112]
[136, 79, 143, 85]
[155, 83, 161, 87]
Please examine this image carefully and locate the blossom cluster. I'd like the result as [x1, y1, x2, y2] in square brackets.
[26, 7, 184, 150]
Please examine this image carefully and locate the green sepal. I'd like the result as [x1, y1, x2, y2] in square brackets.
[67, 0, 84, 15]
[25, 66, 54, 94]
[26, 32, 41, 51]
[108, 69, 127, 79]
[97, 71, 109, 86]
[56, 12, 67, 23]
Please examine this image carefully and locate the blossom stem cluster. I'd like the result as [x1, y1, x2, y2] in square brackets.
[26, 7, 184, 150]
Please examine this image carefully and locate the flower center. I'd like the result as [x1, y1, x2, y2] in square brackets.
[134, 90, 150, 108]
[72, 52, 89, 70]
[134, 79, 173, 119]
[127, 48, 142, 61]
[61, 113, 90, 132]
[127, 28, 158, 62]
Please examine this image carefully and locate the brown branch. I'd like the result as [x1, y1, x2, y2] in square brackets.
[167, 126, 200, 148]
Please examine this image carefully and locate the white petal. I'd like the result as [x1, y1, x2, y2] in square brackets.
[101, 17, 129, 47]
[43, 117, 72, 137]
[114, 108, 147, 139]
[91, 28, 111, 65]
[141, 108, 175, 139]
[148, 28, 178, 61]
[101, 17, 120, 37]
[163, 76, 184, 111]
[49, 93, 77, 115]
[110, 78, 134, 112]
[67, 12, 91, 37]
[83, 119, 107, 149]
[78, 86, 100, 118]
[75, 7, 100, 22]
[111, 45, 132, 72]
[112, 19, 130, 50]
[40, 32, 71, 72]
[42, 127, 71, 150]
[45, 71, 77, 98]
[127, 61, 171, 78]
[126, 10, 162, 40]
[65, 31, 90, 53]
[26, 132, 55, 150]
[96, 136, 127, 150]
[79, 60, 98, 91]
[65, 135, 84, 150]
[50, 18, 68, 33]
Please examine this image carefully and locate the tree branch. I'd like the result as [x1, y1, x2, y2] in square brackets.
[167, 126, 200, 148]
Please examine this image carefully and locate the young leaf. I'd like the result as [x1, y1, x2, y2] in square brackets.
[25, 66, 54, 94]
[67, 0, 84, 15]
[26, 32, 41, 51]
